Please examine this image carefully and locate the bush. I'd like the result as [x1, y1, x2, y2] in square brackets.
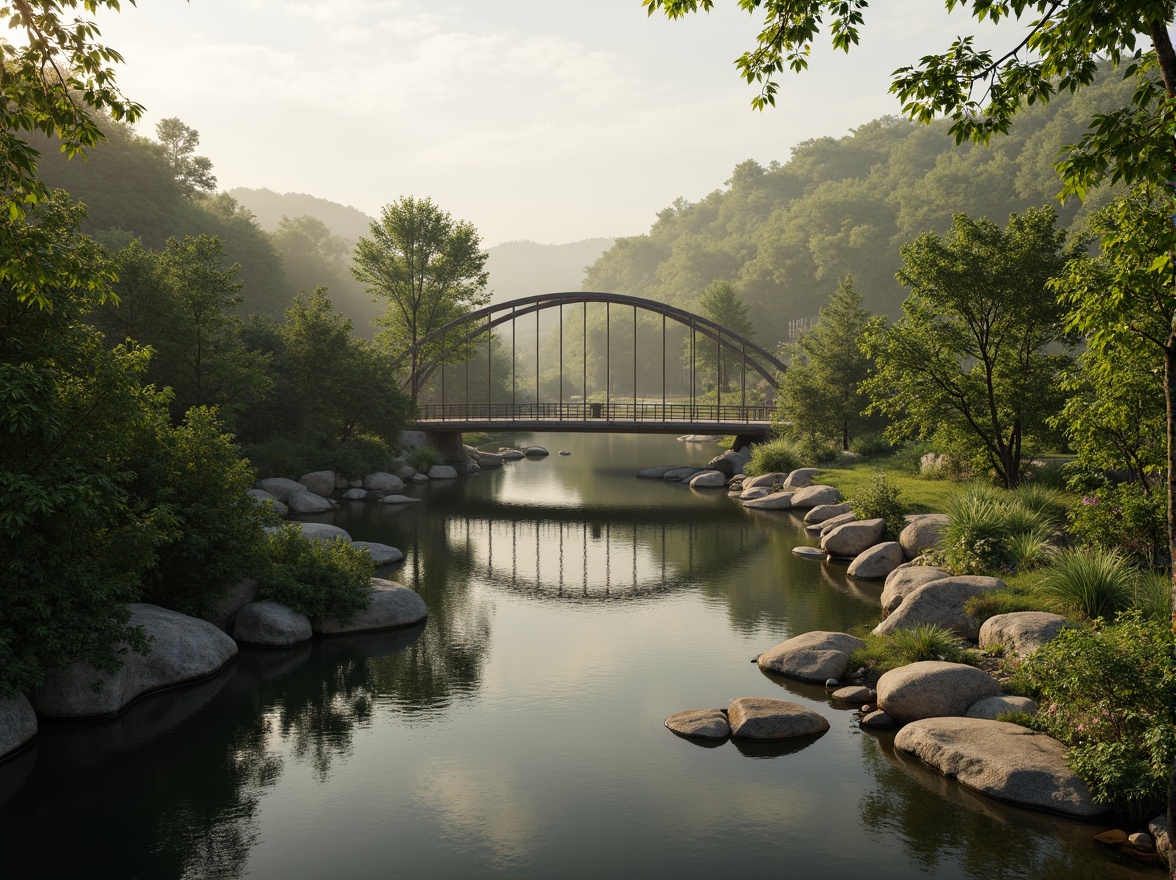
[407, 445, 444, 472]
[890, 441, 936, 476]
[939, 484, 1054, 575]
[1066, 480, 1168, 569]
[1007, 611, 1175, 822]
[256, 526, 374, 622]
[793, 434, 841, 464]
[848, 625, 976, 676]
[243, 435, 404, 480]
[743, 438, 802, 477]
[1036, 547, 1135, 620]
[847, 470, 907, 540]
[849, 432, 891, 457]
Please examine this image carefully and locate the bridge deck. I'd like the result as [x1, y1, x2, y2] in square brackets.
[411, 402, 774, 435]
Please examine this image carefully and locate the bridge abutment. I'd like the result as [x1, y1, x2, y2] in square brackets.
[425, 430, 467, 464]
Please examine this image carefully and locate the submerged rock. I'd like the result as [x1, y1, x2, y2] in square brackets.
[351, 541, 405, 565]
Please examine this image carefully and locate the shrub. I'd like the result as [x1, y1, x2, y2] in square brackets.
[849, 432, 891, 457]
[243, 435, 403, 480]
[1066, 480, 1168, 569]
[1005, 530, 1057, 571]
[407, 445, 444, 472]
[1010, 484, 1067, 527]
[1131, 571, 1170, 621]
[940, 484, 1054, 574]
[1008, 612, 1175, 822]
[847, 470, 907, 540]
[1036, 547, 1135, 620]
[793, 434, 841, 464]
[1022, 459, 1069, 489]
[848, 625, 976, 676]
[962, 585, 1042, 625]
[890, 440, 937, 476]
[256, 526, 374, 622]
[743, 438, 802, 477]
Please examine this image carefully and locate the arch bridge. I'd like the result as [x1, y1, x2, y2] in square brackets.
[401, 292, 785, 442]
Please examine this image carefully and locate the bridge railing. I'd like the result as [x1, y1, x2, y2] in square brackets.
[414, 402, 774, 423]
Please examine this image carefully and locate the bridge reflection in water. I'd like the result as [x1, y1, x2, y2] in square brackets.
[440, 514, 764, 600]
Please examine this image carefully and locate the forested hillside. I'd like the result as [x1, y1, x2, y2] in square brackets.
[585, 67, 1135, 349]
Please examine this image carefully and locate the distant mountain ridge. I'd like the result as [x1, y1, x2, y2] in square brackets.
[229, 187, 374, 241]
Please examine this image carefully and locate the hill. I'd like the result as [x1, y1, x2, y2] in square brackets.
[228, 187, 374, 242]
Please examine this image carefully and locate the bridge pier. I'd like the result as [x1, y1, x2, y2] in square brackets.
[731, 433, 760, 453]
[425, 430, 467, 464]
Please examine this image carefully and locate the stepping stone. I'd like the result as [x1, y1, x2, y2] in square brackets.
[792, 546, 826, 560]
[727, 697, 829, 740]
[665, 708, 730, 739]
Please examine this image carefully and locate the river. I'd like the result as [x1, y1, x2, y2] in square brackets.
[0, 433, 1150, 879]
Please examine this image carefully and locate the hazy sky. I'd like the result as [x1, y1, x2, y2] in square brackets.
[93, 1, 1007, 246]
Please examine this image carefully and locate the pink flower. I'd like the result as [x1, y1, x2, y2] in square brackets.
[1081, 496, 1099, 506]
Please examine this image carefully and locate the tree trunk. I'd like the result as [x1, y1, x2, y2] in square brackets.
[1167, 338, 1176, 880]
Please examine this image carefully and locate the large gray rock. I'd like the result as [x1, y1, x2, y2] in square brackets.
[847, 542, 905, 580]
[881, 565, 952, 616]
[428, 465, 458, 479]
[0, 696, 37, 759]
[664, 708, 730, 739]
[294, 522, 351, 544]
[822, 518, 886, 557]
[804, 501, 852, 524]
[818, 511, 857, 535]
[476, 452, 505, 468]
[298, 470, 336, 498]
[739, 486, 772, 501]
[352, 541, 404, 565]
[498, 448, 525, 461]
[899, 514, 951, 560]
[364, 471, 406, 493]
[757, 631, 866, 683]
[689, 469, 728, 488]
[246, 488, 285, 513]
[873, 575, 1005, 640]
[399, 430, 428, 451]
[232, 601, 313, 647]
[979, 612, 1069, 657]
[637, 465, 677, 479]
[32, 604, 238, 718]
[286, 490, 332, 514]
[742, 472, 786, 489]
[255, 477, 304, 503]
[742, 490, 795, 510]
[783, 468, 821, 489]
[663, 467, 700, 481]
[789, 484, 843, 509]
[341, 488, 369, 501]
[705, 453, 739, 477]
[965, 695, 1039, 720]
[396, 465, 417, 481]
[523, 446, 549, 457]
[1148, 815, 1170, 860]
[727, 697, 830, 740]
[876, 661, 1002, 723]
[894, 718, 1106, 817]
[315, 579, 428, 634]
[199, 577, 259, 632]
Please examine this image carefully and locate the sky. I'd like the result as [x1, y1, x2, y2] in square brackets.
[91, 0, 1008, 247]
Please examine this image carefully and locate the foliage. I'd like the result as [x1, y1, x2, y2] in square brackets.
[256, 527, 373, 623]
[848, 625, 976, 677]
[1066, 476, 1168, 569]
[861, 208, 1075, 488]
[1037, 548, 1136, 621]
[963, 585, 1043, 627]
[938, 484, 1056, 575]
[154, 117, 216, 196]
[846, 470, 906, 541]
[743, 438, 801, 477]
[817, 453, 957, 514]
[352, 197, 489, 402]
[690, 280, 755, 392]
[1008, 612, 1176, 822]
[407, 445, 445, 473]
[848, 432, 890, 458]
[776, 276, 882, 450]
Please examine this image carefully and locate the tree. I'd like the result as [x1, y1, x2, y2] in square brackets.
[351, 197, 489, 402]
[155, 117, 217, 195]
[776, 276, 881, 450]
[861, 208, 1074, 488]
[693, 280, 755, 392]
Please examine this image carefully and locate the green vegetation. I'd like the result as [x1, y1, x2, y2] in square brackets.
[407, 446, 445, 473]
[1007, 612, 1175, 822]
[743, 438, 802, 477]
[256, 527, 374, 623]
[848, 625, 977, 677]
[846, 471, 907, 541]
[813, 452, 956, 514]
[937, 484, 1061, 575]
[1037, 548, 1137, 621]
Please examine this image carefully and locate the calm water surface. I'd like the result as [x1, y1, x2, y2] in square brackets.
[0, 433, 1151, 879]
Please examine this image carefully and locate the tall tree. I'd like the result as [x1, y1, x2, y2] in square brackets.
[693, 280, 755, 392]
[351, 197, 489, 402]
[862, 208, 1074, 488]
[776, 276, 880, 450]
[154, 117, 216, 196]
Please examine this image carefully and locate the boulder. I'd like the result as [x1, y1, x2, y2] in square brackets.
[476, 452, 505, 468]
[783, 468, 821, 489]
[428, 465, 458, 479]
[894, 718, 1106, 817]
[739, 486, 772, 501]
[792, 546, 826, 561]
[399, 430, 428, 451]
[335, 473, 353, 490]
[523, 446, 549, 457]
[804, 501, 853, 524]
[688, 470, 728, 488]
[831, 685, 875, 703]
[298, 470, 336, 498]
[727, 697, 829, 740]
[232, 601, 313, 647]
[743, 472, 786, 489]
[789, 484, 843, 509]
[664, 708, 730, 740]
[965, 695, 1039, 720]
[742, 490, 795, 510]
[465, 460, 481, 476]
[637, 465, 677, 479]
[286, 490, 332, 514]
[396, 465, 417, 481]
[246, 488, 280, 507]
[876, 661, 1002, 723]
[899, 513, 951, 560]
[379, 494, 422, 505]
[880, 565, 952, 616]
[663, 467, 700, 481]
[705, 453, 738, 477]
[757, 631, 866, 683]
[341, 488, 369, 501]
[364, 472, 406, 493]
[979, 612, 1069, 657]
[411, 473, 429, 484]
[1148, 816, 1170, 860]
[498, 448, 525, 461]
[255, 477, 304, 503]
[199, 577, 258, 632]
[822, 518, 886, 557]
[294, 522, 351, 544]
[818, 511, 857, 535]
[32, 604, 238, 718]
[0, 696, 37, 759]
[861, 710, 897, 729]
[873, 575, 1004, 640]
[352, 541, 405, 565]
[847, 542, 905, 580]
[315, 579, 428, 634]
